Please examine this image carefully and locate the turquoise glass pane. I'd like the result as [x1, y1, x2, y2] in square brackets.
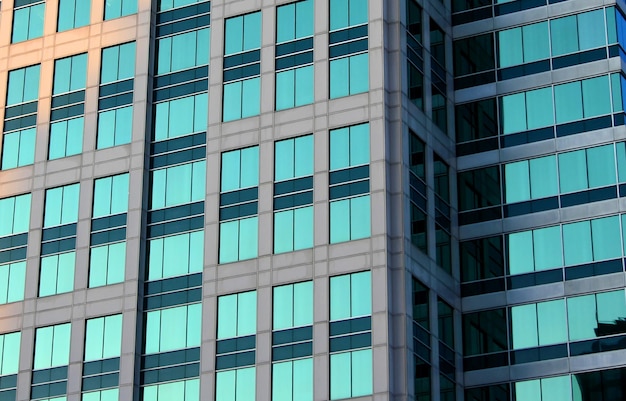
[114, 106, 133, 145]
[1, 133, 19, 170]
[89, 245, 108, 287]
[18, 128, 35, 167]
[501, 93, 527, 134]
[241, 77, 260, 118]
[498, 28, 523, 67]
[160, 306, 187, 351]
[293, 206, 313, 251]
[237, 291, 257, 336]
[223, 81, 242, 121]
[25, 65, 41, 102]
[243, 12, 261, 51]
[272, 361, 292, 401]
[148, 238, 164, 281]
[216, 370, 236, 401]
[65, 117, 83, 156]
[330, 199, 350, 243]
[110, 173, 129, 214]
[330, 0, 349, 31]
[97, 110, 116, 149]
[611, 73, 623, 112]
[293, 281, 313, 327]
[533, 226, 563, 270]
[591, 216, 622, 261]
[191, 160, 205, 202]
[29, 4, 45, 39]
[101, 46, 120, 83]
[196, 28, 210, 67]
[563, 221, 593, 266]
[293, 358, 313, 401]
[515, 380, 541, 401]
[85, 317, 105, 361]
[617, 142, 626, 182]
[273, 284, 294, 330]
[169, 96, 194, 138]
[44, 187, 63, 227]
[277, 3, 295, 44]
[522, 22, 549, 63]
[567, 294, 597, 341]
[330, 274, 351, 321]
[555, 81, 583, 124]
[12, 8, 30, 43]
[240, 147, 259, 188]
[186, 303, 201, 347]
[350, 195, 370, 240]
[551, 15, 579, 56]
[349, 53, 369, 95]
[295, 65, 314, 107]
[348, 0, 368, 26]
[165, 163, 192, 206]
[504, 161, 530, 203]
[296, 0, 314, 38]
[1, 333, 20, 375]
[51, 323, 71, 367]
[351, 271, 371, 317]
[225, 16, 243, 55]
[221, 150, 241, 192]
[93, 177, 113, 217]
[171, 31, 196, 72]
[163, 233, 189, 278]
[351, 349, 372, 397]
[541, 375, 571, 401]
[106, 242, 125, 284]
[511, 304, 538, 349]
[49, 121, 68, 160]
[236, 367, 256, 401]
[330, 58, 350, 99]
[330, 127, 350, 170]
[582, 76, 611, 118]
[578, 10, 606, 50]
[118, 43, 136, 80]
[349, 123, 370, 167]
[34, 326, 54, 369]
[219, 221, 239, 264]
[217, 294, 237, 339]
[238, 216, 258, 261]
[144, 310, 161, 353]
[276, 69, 295, 111]
[529, 156, 558, 199]
[13, 194, 31, 234]
[558, 150, 588, 193]
[156, 37, 173, 75]
[151, 169, 166, 209]
[330, 352, 351, 400]
[537, 299, 567, 345]
[189, 231, 204, 273]
[508, 230, 534, 275]
[295, 135, 313, 177]
[597, 290, 626, 327]
[274, 210, 294, 254]
[7, 262, 25, 303]
[0, 265, 9, 304]
[56, 251, 75, 294]
[193, 93, 208, 132]
[70, 54, 87, 91]
[526, 87, 554, 130]
[53, 57, 71, 94]
[275, 138, 295, 181]
[587, 145, 616, 188]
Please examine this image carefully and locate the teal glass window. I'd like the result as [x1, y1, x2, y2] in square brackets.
[504, 155, 558, 203]
[44, 184, 80, 228]
[515, 375, 571, 401]
[0, 332, 20, 376]
[563, 216, 622, 266]
[500, 87, 554, 135]
[34, 323, 71, 370]
[220, 147, 259, 192]
[84, 314, 123, 361]
[330, 271, 371, 321]
[104, 0, 137, 20]
[272, 359, 313, 401]
[50, 53, 87, 160]
[510, 299, 567, 349]
[151, 161, 206, 209]
[329, 53, 369, 99]
[143, 379, 199, 401]
[217, 291, 257, 339]
[0, 261, 26, 304]
[12, 1, 45, 43]
[2, 64, 40, 170]
[216, 367, 255, 401]
[144, 304, 201, 354]
[101, 42, 136, 84]
[39, 252, 75, 297]
[567, 290, 626, 341]
[558, 144, 616, 194]
[329, 124, 371, 243]
[0, 193, 31, 237]
[219, 217, 258, 263]
[498, 22, 549, 68]
[551, 9, 607, 57]
[148, 231, 203, 280]
[158, 0, 204, 11]
[223, 12, 261, 122]
[83, 388, 119, 401]
[330, 349, 372, 400]
[554, 75, 612, 124]
[156, 28, 210, 75]
[329, 0, 368, 31]
[89, 242, 126, 288]
[93, 174, 129, 218]
[274, 135, 314, 253]
[97, 107, 133, 148]
[273, 281, 313, 330]
[508, 225, 563, 275]
[57, 0, 91, 32]
[154, 94, 208, 141]
[275, 0, 314, 110]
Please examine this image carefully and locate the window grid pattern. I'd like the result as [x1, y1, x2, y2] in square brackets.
[32, 323, 71, 401]
[82, 315, 123, 396]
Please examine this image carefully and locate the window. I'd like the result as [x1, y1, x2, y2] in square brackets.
[93, 174, 129, 218]
[216, 291, 257, 401]
[272, 359, 313, 401]
[501, 87, 554, 135]
[2, 64, 40, 170]
[219, 147, 259, 263]
[89, 243, 125, 288]
[39, 252, 75, 296]
[0, 332, 20, 376]
[0, 194, 31, 237]
[329, 123, 370, 243]
[84, 315, 123, 361]
[551, 9, 607, 57]
[558, 144, 616, 193]
[274, 136, 314, 253]
[12, 1, 45, 43]
[156, 29, 210, 75]
[143, 379, 199, 401]
[44, 184, 80, 228]
[515, 375, 571, 401]
[567, 290, 626, 342]
[98, 42, 136, 149]
[50, 53, 87, 160]
[510, 300, 567, 349]
[151, 161, 206, 209]
[223, 12, 261, 121]
[498, 22, 549, 68]
[504, 155, 558, 204]
[329, 271, 372, 400]
[555, 75, 612, 124]
[57, 0, 91, 32]
[145, 304, 201, 354]
[148, 231, 203, 280]
[34, 323, 71, 370]
[83, 389, 119, 401]
[154, 94, 208, 141]
[329, 0, 369, 98]
[275, 0, 314, 110]
[104, 0, 137, 20]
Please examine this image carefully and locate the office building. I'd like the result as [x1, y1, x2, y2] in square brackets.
[0, 0, 625, 400]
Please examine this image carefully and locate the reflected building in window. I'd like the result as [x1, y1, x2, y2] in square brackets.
[1, 0, 626, 401]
